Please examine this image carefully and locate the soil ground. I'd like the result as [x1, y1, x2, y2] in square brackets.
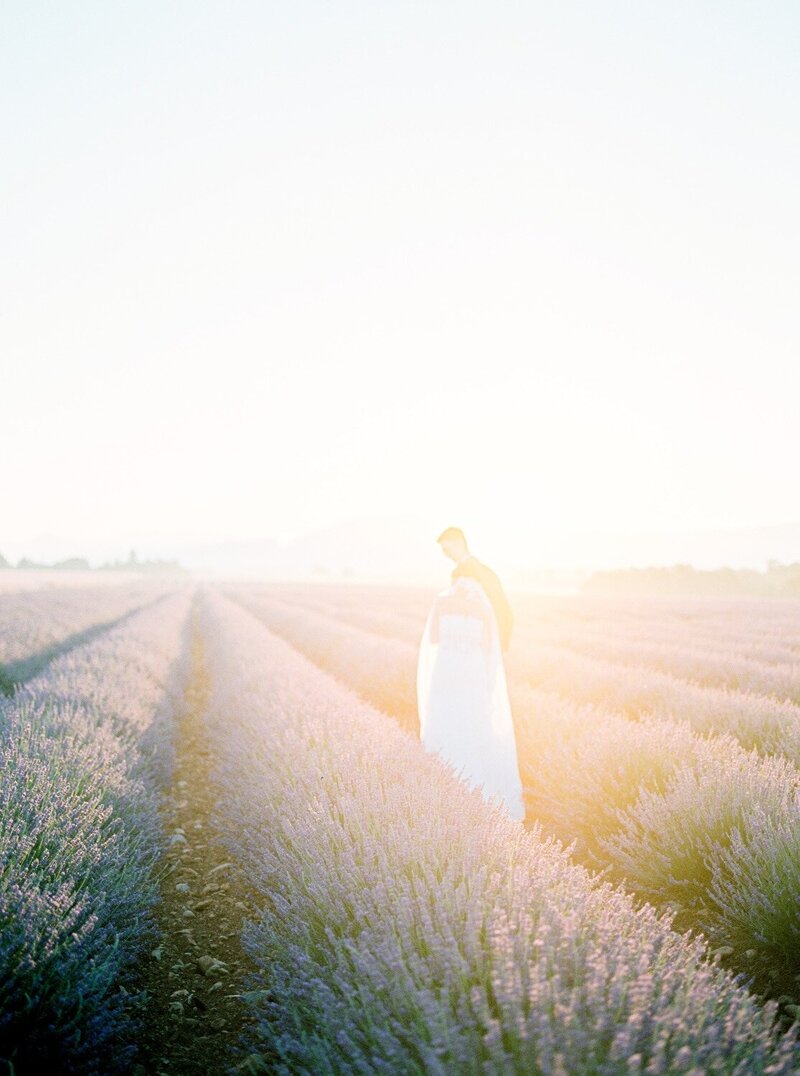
[134, 621, 260, 1075]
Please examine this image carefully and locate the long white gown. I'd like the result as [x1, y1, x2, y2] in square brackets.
[417, 577, 525, 820]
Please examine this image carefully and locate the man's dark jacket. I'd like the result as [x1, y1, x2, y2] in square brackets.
[451, 555, 513, 651]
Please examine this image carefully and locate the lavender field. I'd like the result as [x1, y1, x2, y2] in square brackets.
[3, 578, 800, 1074]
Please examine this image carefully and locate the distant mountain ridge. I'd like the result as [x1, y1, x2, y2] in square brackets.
[4, 518, 800, 586]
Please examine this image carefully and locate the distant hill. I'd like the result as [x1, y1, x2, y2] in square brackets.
[1, 549, 186, 575]
[6, 518, 800, 587]
[162, 516, 443, 583]
[17, 556, 91, 570]
[98, 551, 187, 575]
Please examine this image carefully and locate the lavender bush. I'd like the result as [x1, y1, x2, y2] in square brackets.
[710, 810, 800, 1004]
[198, 591, 799, 1074]
[0, 589, 192, 1073]
[494, 681, 800, 998]
[226, 589, 420, 732]
[514, 630, 800, 703]
[508, 644, 800, 766]
[258, 587, 431, 641]
[603, 748, 800, 998]
[508, 685, 728, 860]
[0, 582, 173, 692]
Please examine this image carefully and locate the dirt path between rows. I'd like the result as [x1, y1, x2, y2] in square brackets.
[135, 617, 259, 1075]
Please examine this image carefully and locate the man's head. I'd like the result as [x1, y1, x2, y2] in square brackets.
[437, 526, 469, 564]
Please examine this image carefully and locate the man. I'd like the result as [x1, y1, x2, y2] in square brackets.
[437, 527, 514, 652]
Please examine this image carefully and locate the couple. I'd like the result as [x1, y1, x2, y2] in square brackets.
[417, 527, 524, 821]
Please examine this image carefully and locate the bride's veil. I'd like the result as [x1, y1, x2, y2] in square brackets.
[416, 602, 437, 736]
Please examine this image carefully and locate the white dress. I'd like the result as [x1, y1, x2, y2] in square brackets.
[417, 578, 525, 820]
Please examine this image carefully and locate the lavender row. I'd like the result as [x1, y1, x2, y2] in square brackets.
[269, 590, 800, 681]
[225, 589, 420, 733]
[0, 588, 193, 1073]
[226, 589, 800, 769]
[242, 584, 800, 658]
[197, 590, 799, 1074]
[528, 614, 800, 667]
[0, 581, 176, 687]
[0, 571, 147, 594]
[242, 585, 800, 697]
[511, 627, 800, 702]
[232, 584, 430, 642]
[512, 593, 800, 642]
[508, 644, 800, 766]
[512, 682, 800, 1002]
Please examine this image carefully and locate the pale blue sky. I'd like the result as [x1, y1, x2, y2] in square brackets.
[2, 2, 799, 569]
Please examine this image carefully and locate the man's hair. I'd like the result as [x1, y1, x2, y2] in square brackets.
[437, 526, 467, 546]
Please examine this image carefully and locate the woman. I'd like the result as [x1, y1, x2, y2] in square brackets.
[416, 577, 525, 820]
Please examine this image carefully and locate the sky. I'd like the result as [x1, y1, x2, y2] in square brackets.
[2, 2, 799, 575]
